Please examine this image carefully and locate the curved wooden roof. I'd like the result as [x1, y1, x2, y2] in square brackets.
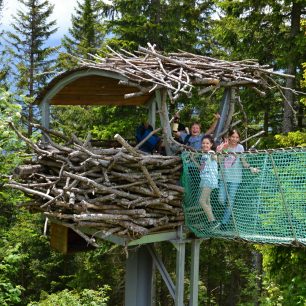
[35, 67, 154, 106]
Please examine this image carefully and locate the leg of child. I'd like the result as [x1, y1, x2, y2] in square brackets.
[218, 180, 226, 207]
[199, 187, 215, 222]
[221, 182, 239, 224]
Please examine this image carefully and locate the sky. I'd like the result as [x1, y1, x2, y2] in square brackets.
[1, 0, 80, 45]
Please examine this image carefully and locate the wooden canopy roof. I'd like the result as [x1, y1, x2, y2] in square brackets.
[35, 67, 154, 106]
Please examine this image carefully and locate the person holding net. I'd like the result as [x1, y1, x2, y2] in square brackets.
[198, 135, 220, 230]
[217, 129, 259, 230]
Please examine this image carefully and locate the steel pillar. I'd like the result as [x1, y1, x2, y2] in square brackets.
[189, 239, 201, 306]
[213, 87, 231, 144]
[148, 98, 157, 129]
[125, 238, 201, 306]
[125, 245, 153, 306]
[175, 241, 186, 306]
[40, 98, 50, 129]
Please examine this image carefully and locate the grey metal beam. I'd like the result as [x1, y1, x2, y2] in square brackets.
[189, 239, 201, 306]
[77, 226, 188, 247]
[148, 98, 157, 129]
[175, 242, 186, 306]
[125, 246, 153, 306]
[213, 87, 231, 144]
[146, 244, 176, 300]
[40, 98, 50, 129]
[155, 89, 172, 155]
[129, 231, 185, 246]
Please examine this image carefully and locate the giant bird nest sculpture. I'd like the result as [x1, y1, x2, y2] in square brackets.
[5, 44, 302, 245]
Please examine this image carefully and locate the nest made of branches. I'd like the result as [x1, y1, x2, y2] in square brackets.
[75, 43, 296, 102]
[5, 123, 184, 243]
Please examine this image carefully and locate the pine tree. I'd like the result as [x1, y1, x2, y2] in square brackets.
[5, 0, 58, 136]
[0, 0, 9, 86]
[0, 0, 3, 17]
[100, 0, 215, 53]
[59, 0, 105, 67]
[213, 0, 306, 133]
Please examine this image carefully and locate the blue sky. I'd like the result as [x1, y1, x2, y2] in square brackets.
[1, 0, 79, 46]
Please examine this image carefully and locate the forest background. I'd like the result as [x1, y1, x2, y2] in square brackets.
[0, 0, 305, 305]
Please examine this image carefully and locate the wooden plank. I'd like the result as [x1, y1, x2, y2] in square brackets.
[51, 94, 152, 106]
[50, 223, 68, 254]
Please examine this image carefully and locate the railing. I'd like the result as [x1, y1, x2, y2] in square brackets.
[181, 148, 306, 246]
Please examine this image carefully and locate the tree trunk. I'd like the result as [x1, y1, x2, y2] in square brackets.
[282, 2, 301, 133]
[263, 103, 269, 134]
[254, 251, 263, 306]
[283, 64, 296, 133]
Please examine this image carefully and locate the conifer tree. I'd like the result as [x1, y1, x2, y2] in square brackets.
[59, 0, 105, 67]
[5, 0, 58, 136]
[100, 0, 215, 53]
[213, 0, 305, 133]
[0, 0, 9, 86]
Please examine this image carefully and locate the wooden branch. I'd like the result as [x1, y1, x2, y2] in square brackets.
[5, 182, 54, 200]
[114, 134, 161, 197]
[14, 165, 43, 178]
[8, 124, 185, 240]
[241, 130, 265, 144]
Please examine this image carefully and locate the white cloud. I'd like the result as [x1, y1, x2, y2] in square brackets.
[1, 0, 113, 46]
[1, 0, 78, 41]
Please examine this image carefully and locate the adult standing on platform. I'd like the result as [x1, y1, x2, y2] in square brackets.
[175, 113, 220, 150]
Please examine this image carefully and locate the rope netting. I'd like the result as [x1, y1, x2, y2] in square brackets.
[181, 148, 306, 246]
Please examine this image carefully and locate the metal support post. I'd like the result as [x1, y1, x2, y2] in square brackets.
[40, 98, 50, 129]
[148, 98, 157, 129]
[146, 244, 176, 300]
[125, 245, 153, 306]
[213, 87, 231, 144]
[189, 239, 201, 306]
[175, 241, 186, 306]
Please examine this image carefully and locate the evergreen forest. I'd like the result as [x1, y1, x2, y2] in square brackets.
[0, 0, 305, 305]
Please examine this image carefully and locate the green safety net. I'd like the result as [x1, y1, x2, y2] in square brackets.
[181, 148, 306, 246]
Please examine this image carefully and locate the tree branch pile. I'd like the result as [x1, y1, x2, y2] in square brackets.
[5, 123, 184, 240]
[75, 43, 297, 102]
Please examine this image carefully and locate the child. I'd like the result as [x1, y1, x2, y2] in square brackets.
[198, 135, 220, 229]
[217, 129, 259, 229]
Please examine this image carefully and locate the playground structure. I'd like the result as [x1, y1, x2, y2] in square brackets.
[6, 45, 305, 306]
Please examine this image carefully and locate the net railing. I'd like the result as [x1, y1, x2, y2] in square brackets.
[181, 148, 306, 246]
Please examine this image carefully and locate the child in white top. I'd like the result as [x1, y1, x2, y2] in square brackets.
[217, 129, 259, 228]
[198, 135, 219, 228]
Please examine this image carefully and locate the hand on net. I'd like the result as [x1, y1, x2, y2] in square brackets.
[250, 167, 260, 174]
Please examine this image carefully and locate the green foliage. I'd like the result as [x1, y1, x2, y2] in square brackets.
[5, 0, 58, 96]
[0, 243, 24, 305]
[274, 131, 306, 147]
[59, 0, 105, 68]
[101, 0, 215, 53]
[0, 89, 23, 152]
[51, 105, 148, 140]
[28, 287, 110, 306]
[0, 212, 76, 305]
[259, 246, 306, 306]
[4, 0, 58, 136]
[213, 1, 305, 132]
[198, 240, 258, 305]
[0, 88, 28, 228]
